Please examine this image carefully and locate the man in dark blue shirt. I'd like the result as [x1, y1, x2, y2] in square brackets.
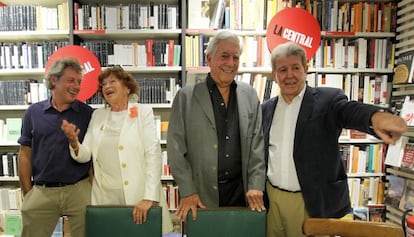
[18, 58, 93, 237]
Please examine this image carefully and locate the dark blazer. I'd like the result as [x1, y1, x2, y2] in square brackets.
[262, 86, 380, 218]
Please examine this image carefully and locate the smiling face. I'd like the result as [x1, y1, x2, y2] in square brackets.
[100, 74, 130, 106]
[51, 67, 82, 104]
[272, 54, 307, 103]
[206, 39, 240, 88]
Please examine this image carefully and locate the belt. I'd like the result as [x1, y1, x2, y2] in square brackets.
[33, 176, 88, 187]
[268, 181, 301, 193]
[34, 181, 74, 187]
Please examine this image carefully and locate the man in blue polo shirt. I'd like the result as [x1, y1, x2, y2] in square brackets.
[18, 58, 93, 237]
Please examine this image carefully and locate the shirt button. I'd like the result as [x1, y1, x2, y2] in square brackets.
[212, 166, 216, 171]
[221, 103, 224, 106]
[124, 181, 129, 186]
[226, 154, 230, 158]
[213, 144, 218, 149]
[225, 171, 229, 176]
[118, 145, 124, 150]
[225, 135, 229, 140]
[121, 163, 127, 168]
[213, 185, 217, 190]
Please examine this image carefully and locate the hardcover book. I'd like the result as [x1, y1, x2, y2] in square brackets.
[384, 175, 406, 209]
[399, 179, 414, 211]
[393, 50, 414, 84]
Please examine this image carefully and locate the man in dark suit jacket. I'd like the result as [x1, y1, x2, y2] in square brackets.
[262, 41, 407, 237]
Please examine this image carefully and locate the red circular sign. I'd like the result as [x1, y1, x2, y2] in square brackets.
[45, 45, 101, 101]
[266, 8, 321, 60]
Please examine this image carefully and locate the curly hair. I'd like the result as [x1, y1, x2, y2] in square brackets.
[97, 66, 139, 99]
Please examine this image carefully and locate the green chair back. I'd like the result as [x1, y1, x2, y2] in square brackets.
[86, 205, 162, 237]
[185, 207, 266, 237]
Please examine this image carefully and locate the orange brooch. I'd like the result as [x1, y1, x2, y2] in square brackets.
[129, 106, 138, 118]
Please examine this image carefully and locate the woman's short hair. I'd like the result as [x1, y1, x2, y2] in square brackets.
[97, 66, 139, 99]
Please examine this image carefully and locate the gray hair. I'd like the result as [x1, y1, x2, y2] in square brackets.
[205, 30, 242, 57]
[45, 58, 83, 89]
[270, 41, 307, 71]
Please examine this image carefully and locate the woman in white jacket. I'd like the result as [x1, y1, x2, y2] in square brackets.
[61, 66, 173, 234]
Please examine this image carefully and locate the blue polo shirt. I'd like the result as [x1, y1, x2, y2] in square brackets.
[18, 99, 93, 184]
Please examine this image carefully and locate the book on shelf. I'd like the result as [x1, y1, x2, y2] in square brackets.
[154, 115, 161, 140]
[389, 94, 412, 116]
[367, 204, 386, 222]
[4, 210, 21, 236]
[393, 50, 414, 84]
[5, 118, 22, 144]
[210, 0, 226, 29]
[384, 175, 406, 210]
[353, 206, 368, 221]
[187, 0, 211, 29]
[384, 136, 409, 168]
[160, 121, 169, 141]
[399, 179, 414, 211]
[401, 142, 414, 170]
[400, 96, 414, 126]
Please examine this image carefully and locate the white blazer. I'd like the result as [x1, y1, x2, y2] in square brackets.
[70, 103, 172, 233]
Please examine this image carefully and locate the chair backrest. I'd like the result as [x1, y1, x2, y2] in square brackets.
[185, 207, 266, 237]
[302, 218, 404, 237]
[86, 205, 162, 237]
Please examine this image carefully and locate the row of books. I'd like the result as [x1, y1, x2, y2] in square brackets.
[74, 3, 179, 31]
[0, 75, 178, 106]
[348, 177, 384, 209]
[0, 79, 48, 106]
[190, 72, 389, 108]
[188, 0, 266, 30]
[237, 73, 277, 104]
[86, 77, 179, 105]
[162, 183, 178, 211]
[0, 41, 69, 70]
[186, 35, 393, 72]
[307, 73, 389, 107]
[0, 188, 21, 211]
[238, 72, 389, 107]
[0, 152, 19, 178]
[185, 35, 272, 68]
[312, 38, 394, 70]
[80, 39, 181, 68]
[187, 0, 395, 33]
[312, 1, 396, 33]
[340, 144, 386, 174]
[0, 2, 69, 31]
[348, 205, 386, 222]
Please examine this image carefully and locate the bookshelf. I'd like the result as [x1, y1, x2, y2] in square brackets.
[384, 0, 414, 230]
[310, 0, 397, 223]
[0, 0, 407, 233]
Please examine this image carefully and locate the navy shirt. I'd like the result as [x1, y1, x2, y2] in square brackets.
[18, 98, 93, 184]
